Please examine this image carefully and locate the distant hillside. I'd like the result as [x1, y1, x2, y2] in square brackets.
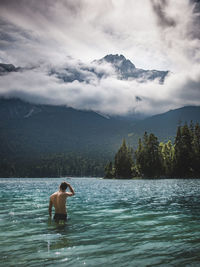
[1, 98, 200, 157]
[0, 98, 200, 177]
[127, 106, 200, 146]
[0, 98, 132, 160]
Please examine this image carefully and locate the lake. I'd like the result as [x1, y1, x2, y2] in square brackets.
[0, 178, 200, 266]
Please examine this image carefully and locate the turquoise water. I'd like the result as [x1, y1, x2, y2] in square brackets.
[0, 178, 200, 267]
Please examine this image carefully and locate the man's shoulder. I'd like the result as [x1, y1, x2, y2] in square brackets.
[50, 191, 58, 198]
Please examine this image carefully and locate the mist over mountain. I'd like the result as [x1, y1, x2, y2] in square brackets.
[0, 51, 199, 120]
[0, 54, 172, 117]
[0, 54, 168, 83]
[0, 63, 19, 74]
[96, 54, 169, 83]
[47, 54, 169, 84]
[0, 1, 200, 118]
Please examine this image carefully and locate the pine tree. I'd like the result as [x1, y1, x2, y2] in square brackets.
[104, 161, 114, 178]
[114, 139, 133, 178]
[174, 124, 193, 177]
[160, 140, 174, 177]
[193, 123, 200, 176]
[136, 132, 162, 177]
[135, 138, 144, 176]
[147, 133, 162, 177]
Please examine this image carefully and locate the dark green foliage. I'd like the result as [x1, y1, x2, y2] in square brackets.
[0, 154, 106, 178]
[174, 124, 193, 177]
[135, 132, 162, 178]
[104, 161, 114, 178]
[165, 122, 200, 178]
[127, 106, 200, 147]
[193, 123, 200, 175]
[114, 139, 133, 178]
[1, 98, 200, 178]
[0, 98, 131, 178]
[160, 141, 174, 177]
[106, 122, 200, 179]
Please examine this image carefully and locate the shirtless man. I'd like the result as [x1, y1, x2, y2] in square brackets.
[49, 181, 75, 222]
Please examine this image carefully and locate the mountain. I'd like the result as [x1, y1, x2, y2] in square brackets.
[0, 98, 132, 159]
[0, 55, 169, 83]
[0, 57, 197, 177]
[0, 63, 19, 74]
[1, 98, 200, 177]
[0, 54, 168, 83]
[0, 98, 135, 177]
[53, 54, 169, 84]
[96, 54, 169, 83]
[0, 56, 169, 123]
[127, 106, 200, 145]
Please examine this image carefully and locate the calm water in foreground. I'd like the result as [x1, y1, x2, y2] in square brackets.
[0, 178, 200, 267]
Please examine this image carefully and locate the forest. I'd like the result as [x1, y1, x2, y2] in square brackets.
[0, 153, 106, 178]
[1, 122, 200, 178]
[105, 122, 200, 179]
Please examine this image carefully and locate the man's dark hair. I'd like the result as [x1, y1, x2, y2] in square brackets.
[60, 182, 68, 191]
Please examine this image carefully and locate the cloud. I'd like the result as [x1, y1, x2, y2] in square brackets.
[0, 0, 200, 116]
[150, 0, 200, 70]
[151, 0, 176, 28]
[0, 0, 169, 69]
[0, 57, 199, 116]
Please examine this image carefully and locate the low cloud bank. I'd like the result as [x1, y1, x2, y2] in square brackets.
[0, 58, 200, 116]
[0, 0, 200, 115]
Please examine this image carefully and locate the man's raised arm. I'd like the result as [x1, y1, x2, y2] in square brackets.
[66, 183, 75, 196]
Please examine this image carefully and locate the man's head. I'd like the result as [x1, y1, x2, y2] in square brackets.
[60, 182, 68, 191]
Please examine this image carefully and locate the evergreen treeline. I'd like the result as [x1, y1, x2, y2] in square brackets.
[105, 122, 200, 179]
[1, 122, 200, 178]
[0, 154, 106, 178]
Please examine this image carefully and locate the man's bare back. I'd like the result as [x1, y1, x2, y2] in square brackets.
[49, 182, 75, 222]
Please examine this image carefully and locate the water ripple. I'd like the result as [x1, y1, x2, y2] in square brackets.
[0, 178, 200, 266]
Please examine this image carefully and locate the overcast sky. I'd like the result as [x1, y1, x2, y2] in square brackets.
[0, 0, 200, 115]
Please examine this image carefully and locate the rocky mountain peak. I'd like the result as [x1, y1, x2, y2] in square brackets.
[100, 54, 136, 73]
[98, 54, 168, 82]
[0, 63, 17, 73]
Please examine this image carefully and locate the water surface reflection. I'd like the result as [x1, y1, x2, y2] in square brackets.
[0, 178, 200, 266]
